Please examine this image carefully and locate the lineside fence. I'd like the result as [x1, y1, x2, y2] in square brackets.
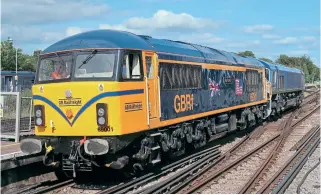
[0, 90, 34, 142]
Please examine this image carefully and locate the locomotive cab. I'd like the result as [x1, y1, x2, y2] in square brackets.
[20, 48, 160, 172]
[28, 49, 157, 136]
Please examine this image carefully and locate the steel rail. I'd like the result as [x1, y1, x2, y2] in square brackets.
[296, 158, 320, 194]
[96, 145, 221, 194]
[267, 127, 320, 193]
[33, 179, 74, 194]
[168, 133, 280, 194]
[239, 104, 320, 194]
[303, 89, 320, 101]
[290, 125, 320, 151]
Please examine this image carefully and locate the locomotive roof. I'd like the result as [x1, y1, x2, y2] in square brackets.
[140, 36, 263, 68]
[258, 60, 279, 71]
[42, 29, 268, 68]
[41, 30, 153, 54]
[274, 63, 302, 73]
[259, 60, 302, 74]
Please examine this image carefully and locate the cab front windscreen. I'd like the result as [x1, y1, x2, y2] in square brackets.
[38, 54, 72, 82]
[74, 51, 117, 79]
[37, 50, 118, 82]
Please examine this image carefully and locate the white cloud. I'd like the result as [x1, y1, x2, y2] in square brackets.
[261, 34, 280, 39]
[125, 10, 222, 30]
[99, 24, 142, 34]
[301, 36, 317, 42]
[272, 36, 319, 45]
[225, 40, 260, 48]
[273, 37, 298, 44]
[2, 24, 92, 45]
[243, 24, 273, 33]
[100, 10, 223, 33]
[1, 24, 64, 44]
[2, 0, 110, 25]
[66, 27, 87, 37]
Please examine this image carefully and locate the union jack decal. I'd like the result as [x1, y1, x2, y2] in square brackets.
[208, 78, 220, 97]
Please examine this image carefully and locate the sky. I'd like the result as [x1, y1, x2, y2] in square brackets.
[1, 0, 320, 65]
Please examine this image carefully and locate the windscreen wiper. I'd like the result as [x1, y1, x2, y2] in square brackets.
[78, 49, 98, 69]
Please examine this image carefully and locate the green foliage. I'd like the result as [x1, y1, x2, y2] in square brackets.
[275, 54, 320, 83]
[237, 50, 256, 58]
[1, 40, 41, 72]
[259, 57, 273, 63]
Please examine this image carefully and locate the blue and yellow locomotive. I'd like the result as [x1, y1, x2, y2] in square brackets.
[20, 30, 304, 178]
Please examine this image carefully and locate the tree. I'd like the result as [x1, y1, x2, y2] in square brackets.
[1, 41, 24, 71]
[1, 40, 41, 72]
[237, 50, 256, 58]
[258, 57, 273, 63]
[275, 54, 320, 83]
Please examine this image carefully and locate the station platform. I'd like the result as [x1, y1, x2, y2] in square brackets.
[1, 141, 23, 160]
[0, 129, 35, 160]
[1, 134, 43, 171]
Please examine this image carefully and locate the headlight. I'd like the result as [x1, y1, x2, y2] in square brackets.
[36, 118, 43, 126]
[98, 108, 105, 116]
[96, 103, 107, 126]
[35, 110, 42, 117]
[98, 117, 105, 125]
[34, 105, 45, 126]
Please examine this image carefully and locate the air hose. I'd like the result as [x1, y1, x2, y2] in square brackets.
[43, 143, 57, 166]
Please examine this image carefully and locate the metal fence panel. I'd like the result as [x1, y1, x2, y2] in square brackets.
[1, 91, 34, 142]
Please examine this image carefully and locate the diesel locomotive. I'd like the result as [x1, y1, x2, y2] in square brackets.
[20, 30, 305, 178]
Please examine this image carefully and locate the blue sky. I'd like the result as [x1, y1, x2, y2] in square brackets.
[2, 0, 320, 65]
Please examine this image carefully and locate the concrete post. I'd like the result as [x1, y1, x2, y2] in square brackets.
[15, 92, 21, 142]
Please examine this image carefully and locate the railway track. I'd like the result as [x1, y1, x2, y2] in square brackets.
[129, 93, 319, 194]
[239, 104, 320, 194]
[95, 144, 222, 194]
[12, 179, 74, 194]
[265, 125, 320, 194]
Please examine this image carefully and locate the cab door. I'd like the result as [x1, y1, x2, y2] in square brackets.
[265, 68, 272, 100]
[143, 52, 158, 122]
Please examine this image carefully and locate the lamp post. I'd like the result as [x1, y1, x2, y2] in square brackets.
[7, 37, 18, 92]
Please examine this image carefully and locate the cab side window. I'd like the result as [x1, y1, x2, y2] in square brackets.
[265, 68, 269, 80]
[122, 53, 142, 80]
[273, 71, 277, 84]
[146, 56, 153, 79]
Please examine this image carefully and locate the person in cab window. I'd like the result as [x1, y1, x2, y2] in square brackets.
[52, 67, 62, 79]
[52, 66, 69, 80]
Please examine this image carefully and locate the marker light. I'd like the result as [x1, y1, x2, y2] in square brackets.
[98, 108, 105, 116]
[35, 110, 42, 117]
[36, 118, 43, 126]
[96, 103, 107, 126]
[34, 105, 45, 126]
[98, 117, 105, 125]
